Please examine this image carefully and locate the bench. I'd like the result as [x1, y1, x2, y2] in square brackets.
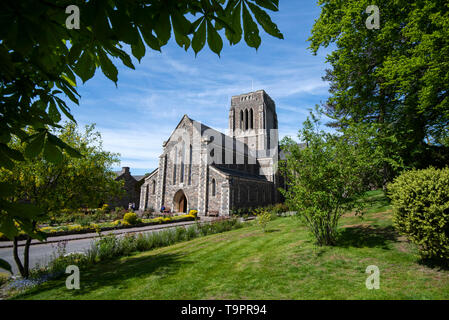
[208, 211, 219, 217]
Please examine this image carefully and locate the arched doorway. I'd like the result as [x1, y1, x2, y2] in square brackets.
[173, 190, 188, 213]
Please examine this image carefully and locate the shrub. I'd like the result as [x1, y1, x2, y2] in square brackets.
[388, 167, 449, 260]
[257, 210, 272, 232]
[123, 212, 139, 225]
[189, 210, 198, 218]
[185, 225, 198, 240]
[96, 234, 120, 260]
[279, 116, 375, 246]
[46, 252, 88, 276]
[75, 216, 93, 227]
[113, 207, 127, 219]
[143, 207, 155, 219]
[272, 203, 289, 215]
[197, 222, 212, 236]
[26, 217, 246, 284]
[101, 204, 110, 213]
[252, 207, 265, 216]
[119, 234, 138, 256]
[0, 272, 10, 286]
[175, 227, 187, 242]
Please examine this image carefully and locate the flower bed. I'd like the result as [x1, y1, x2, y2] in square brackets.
[0, 213, 196, 241]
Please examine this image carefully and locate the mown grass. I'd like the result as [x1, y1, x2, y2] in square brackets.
[13, 190, 449, 300]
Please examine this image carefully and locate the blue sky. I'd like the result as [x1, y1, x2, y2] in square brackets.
[70, 1, 332, 175]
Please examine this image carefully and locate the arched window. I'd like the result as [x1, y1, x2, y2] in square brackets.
[173, 147, 177, 184]
[188, 145, 192, 185]
[180, 142, 185, 183]
[240, 110, 244, 130]
[245, 109, 249, 130]
[250, 108, 254, 129]
[152, 180, 156, 194]
[211, 178, 216, 197]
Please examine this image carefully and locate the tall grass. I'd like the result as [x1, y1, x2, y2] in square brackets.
[31, 218, 244, 280]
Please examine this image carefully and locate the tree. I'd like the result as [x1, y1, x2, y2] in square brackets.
[308, 0, 449, 185]
[0, 0, 283, 272]
[0, 122, 123, 277]
[279, 111, 380, 246]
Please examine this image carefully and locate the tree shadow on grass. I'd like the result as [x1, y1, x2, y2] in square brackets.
[417, 256, 449, 271]
[264, 229, 281, 233]
[362, 193, 390, 210]
[336, 225, 398, 249]
[17, 252, 187, 299]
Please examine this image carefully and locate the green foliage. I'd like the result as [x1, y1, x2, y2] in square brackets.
[96, 234, 121, 261]
[0, 259, 12, 274]
[256, 210, 272, 232]
[0, 272, 9, 286]
[270, 203, 289, 215]
[46, 207, 125, 226]
[189, 210, 198, 218]
[279, 112, 378, 246]
[0, 0, 283, 265]
[143, 207, 155, 219]
[23, 218, 246, 283]
[196, 218, 242, 236]
[0, 123, 123, 275]
[123, 212, 139, 225]
[0, 123, 123, 224]
[75, 216, 92, 227]
[388, 167, 449, 260]
[14, 211, 449, 300]
[0, 0, 283, 169]
[309, 0, 449, 180]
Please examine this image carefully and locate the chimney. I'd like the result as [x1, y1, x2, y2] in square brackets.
[121, 167, 130, 174]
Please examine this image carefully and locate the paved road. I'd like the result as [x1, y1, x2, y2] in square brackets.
[0, 220, 202, 275]
[1, 237, 98, 274]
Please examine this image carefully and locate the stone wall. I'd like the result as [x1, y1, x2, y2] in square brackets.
[229, 177, 274, 211]
[110, 167, 142, 209]
[138, 91, 281, 217]
[207, 167, 230, 215]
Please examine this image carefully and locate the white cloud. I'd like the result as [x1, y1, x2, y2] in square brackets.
[72, 7, 332, 172]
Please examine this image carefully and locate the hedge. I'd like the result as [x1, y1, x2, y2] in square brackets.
[388, 167, 449, 260]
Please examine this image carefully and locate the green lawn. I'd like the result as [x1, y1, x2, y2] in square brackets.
[14, 191, 449, 299]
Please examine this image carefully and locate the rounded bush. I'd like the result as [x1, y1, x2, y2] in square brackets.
[388, 167, 449, 259]
[189, 210, 198, 218]
[123, 212, 139, 225]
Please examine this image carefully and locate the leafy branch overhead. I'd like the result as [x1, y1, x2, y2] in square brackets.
[0, 0, 283, 169]
[0, 0, 283, 273]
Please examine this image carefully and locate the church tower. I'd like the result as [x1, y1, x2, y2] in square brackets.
[229, 90, 278, 155]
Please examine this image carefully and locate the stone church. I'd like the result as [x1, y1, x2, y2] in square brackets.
[139, 90, 282, 217]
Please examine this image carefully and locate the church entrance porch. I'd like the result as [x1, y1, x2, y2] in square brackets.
[174, 190, 188, 213]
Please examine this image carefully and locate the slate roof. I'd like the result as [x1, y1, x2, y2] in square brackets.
[211, 165, 269, 182]
[112, 170, 147, 182]
[113, 171, 124, 178]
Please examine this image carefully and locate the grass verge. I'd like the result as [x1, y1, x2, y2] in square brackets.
[11, 191, 449, 300]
